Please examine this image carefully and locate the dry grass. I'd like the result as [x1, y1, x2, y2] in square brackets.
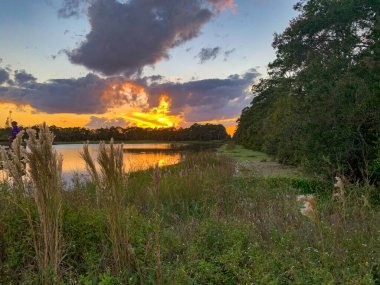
[25, 123, 63, 283]
[81, 142, 100, 205]
[0, 123, 64, 284]
[0, 131, 27, 196]
[81, 140, 136, 273]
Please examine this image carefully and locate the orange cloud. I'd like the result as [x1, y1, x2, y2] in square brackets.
[102, 81, 148, 108]
[122, 95, 183, 128]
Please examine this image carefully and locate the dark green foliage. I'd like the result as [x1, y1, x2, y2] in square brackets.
[235, 0, 380, 181]
[0, 123, 229, 144]
[62, 207, 107, 276]
[0, 197, 37, 284]
[263, 176, 333, 195]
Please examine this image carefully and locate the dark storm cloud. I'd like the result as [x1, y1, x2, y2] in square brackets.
[14, 70, 37, 85]
[0, 70, 153, 114]
[196, 47, 221, 64]
[147, 69, 259, 121]
[0, 68, 9, 85]
[0, 73, 110, 113]
[66, 0, 234, 75]
[0, 67, 258, 124]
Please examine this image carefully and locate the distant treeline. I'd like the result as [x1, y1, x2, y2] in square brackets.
[234, 0, 380, 182]
[0, 123, 229, 142]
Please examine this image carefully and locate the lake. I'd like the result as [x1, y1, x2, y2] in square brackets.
[0, 142, 221, 185]
[55, 143, 183, 183]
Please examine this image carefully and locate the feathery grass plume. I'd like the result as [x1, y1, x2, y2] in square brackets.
[333, 176, 345, 198]
[333, 176, 346, 218]
[26, 123, 63, 284]
[81, 139, 136, 273]
[296, 193, 327, 264]
[0, 130, 27, 196]
[80, 142, 101, 205]
[296, 194, 318, 221]
[0, 129, 41, 281]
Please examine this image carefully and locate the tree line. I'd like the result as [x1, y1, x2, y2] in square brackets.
[234, 0, 380, 182]
[0, 123, 229, 142]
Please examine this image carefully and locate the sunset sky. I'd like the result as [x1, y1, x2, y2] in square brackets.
[0, 0, 298, 135]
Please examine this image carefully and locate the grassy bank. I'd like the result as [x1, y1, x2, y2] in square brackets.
[0, 136, 379, 284]
[218, 142, 304, 178]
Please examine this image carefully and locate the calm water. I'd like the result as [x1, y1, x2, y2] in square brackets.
[0, 142, 221, 185]
[54, 143, 183, 182]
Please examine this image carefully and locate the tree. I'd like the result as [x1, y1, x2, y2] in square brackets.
[235, 0, 380, 181]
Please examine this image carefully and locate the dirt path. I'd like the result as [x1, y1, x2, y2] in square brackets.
[235, 160, 301, 177]
[218, 144, 302, 177]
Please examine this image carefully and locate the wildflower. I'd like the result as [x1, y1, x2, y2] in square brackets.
[297, 194, 317, 220]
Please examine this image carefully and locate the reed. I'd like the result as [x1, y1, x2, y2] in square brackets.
[25, 123, 63, 283]
[0, 124, 64, 283]
[0, 131, 27, 196]
[81, 142, 101, 205]
[81, 140, 136, 273]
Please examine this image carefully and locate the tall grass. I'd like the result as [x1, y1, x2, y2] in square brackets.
[81, 140, 136, 273]
[81, 142, 100, 205]
[25, 123, 63, 283]
[0, 123, 63, 284]
[0, 142, 379, 283]
[0, 131, 27, 196]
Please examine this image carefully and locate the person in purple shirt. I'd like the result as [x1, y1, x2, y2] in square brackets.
[9, 121, 20, 145]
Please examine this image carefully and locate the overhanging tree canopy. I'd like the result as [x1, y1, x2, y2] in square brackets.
[235, 0, 380, 181]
